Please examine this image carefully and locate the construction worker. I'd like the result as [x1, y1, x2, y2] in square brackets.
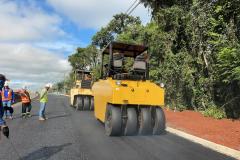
[2, 81, 14, 119]
[39, 83, 51, 121]
[0, 74, 9, 139]
[86, 74, 92, 80]
[16, 86, 32, 118]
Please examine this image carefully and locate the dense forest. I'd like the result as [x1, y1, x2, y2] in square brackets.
[55, 0, 240, 119]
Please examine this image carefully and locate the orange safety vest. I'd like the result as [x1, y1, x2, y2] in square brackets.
[0, 90, 2, 102]
[19, 90, 30, 103]
[1, 89, 13, 101]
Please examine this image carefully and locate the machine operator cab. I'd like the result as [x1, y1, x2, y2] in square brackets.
[74, 70, 92, 89]
[92, 42, 166, 136]
[101, 42, 149, 81]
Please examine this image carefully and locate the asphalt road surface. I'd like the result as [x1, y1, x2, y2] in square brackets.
[0, 95, 235, 160]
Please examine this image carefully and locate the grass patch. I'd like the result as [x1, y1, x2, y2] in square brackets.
[202, 106, 226, 119]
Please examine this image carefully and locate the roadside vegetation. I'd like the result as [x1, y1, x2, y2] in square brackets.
[54, 0, 240, 119]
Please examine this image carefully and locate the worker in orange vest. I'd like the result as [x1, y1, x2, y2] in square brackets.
[1, 82, 14, 119]
[0, 74, 9, 139]
[17, 86, 32, 118]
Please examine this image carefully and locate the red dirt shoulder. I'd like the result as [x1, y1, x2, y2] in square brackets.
[164, 109, 240, 151]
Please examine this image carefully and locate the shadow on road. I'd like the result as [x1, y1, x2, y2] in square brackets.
[20, 143, 72, 160]
[7, 113, 70, 122]
[48, 114, 70, 120]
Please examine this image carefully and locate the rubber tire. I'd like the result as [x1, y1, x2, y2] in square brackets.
[139, 108, 152, 135]
[69, 97, 77, 108]
[105, 104, 122, 136]
[124, 108, 138, 136]
[152, 107, 166, 135]
[72, 96, 77, 108]
[90, 97, 94, 111]
[83, 96, 90, 110]
[76, 96, 83, 110]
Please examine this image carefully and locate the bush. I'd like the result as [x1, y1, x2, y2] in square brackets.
[202, 106, 226, 119]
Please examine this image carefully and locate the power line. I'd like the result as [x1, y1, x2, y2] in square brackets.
[125, 0, 139, 14]
[100, 0, 141, 53]
[127, 1, 141, 15]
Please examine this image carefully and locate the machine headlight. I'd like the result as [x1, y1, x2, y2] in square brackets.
[116, 80, 122, 86]
[160, 83, 165, 88]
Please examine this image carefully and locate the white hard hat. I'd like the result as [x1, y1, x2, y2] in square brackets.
[45, 83, 52, 88]
[4, 81, 9, 87]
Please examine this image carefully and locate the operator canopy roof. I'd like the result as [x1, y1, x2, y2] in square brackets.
[75, 69, 91, 74]
[103, 42, 148, 57]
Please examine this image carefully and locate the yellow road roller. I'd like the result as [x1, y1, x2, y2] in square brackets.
[92, 42, 165, 136]
[70, 70, 94, 110]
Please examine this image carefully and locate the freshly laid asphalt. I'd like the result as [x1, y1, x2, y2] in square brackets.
[0, 95, 236, 160]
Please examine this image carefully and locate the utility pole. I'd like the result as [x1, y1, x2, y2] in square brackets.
[63, 73, 66, 95]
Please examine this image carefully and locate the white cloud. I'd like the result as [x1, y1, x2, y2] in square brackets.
[47, 0, 151, 29]
[0, 1, 72, 90]
[0, 0, 152, 91]
[33, 41, 84, 55]
[0, 0, 65, 42]
[0, 43, 71, 90]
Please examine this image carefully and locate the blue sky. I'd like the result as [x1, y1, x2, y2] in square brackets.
[0, 0, 151, 90]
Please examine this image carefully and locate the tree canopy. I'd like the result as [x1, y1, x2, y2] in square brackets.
[92, 13, 141, 48]
[60, 2, 240, 119]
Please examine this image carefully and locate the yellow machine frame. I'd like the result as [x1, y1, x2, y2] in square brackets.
[93, 78, 164, 122]
[70, 88, 92, 105]
[92, 42, 166, 136]
[70, 70, 94, 110]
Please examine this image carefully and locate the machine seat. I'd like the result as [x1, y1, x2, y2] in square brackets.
[131, 55, 147, 78]
[81, 80, 92, 89]
[113, 53, 124, 74]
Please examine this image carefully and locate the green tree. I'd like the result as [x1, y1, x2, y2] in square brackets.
[65, 0, 240, 118]
[92, 13, 141, 48]
[136, 0, 240, 117]
[68, 45, 99, 70]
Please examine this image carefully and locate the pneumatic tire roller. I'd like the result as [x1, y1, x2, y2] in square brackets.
[92, 42, 166, 136]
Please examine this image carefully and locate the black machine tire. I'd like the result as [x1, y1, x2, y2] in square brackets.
[124, 108, 138, 136]
[72, 96, 76, 108]
[76, 96, 83, 110]
[90, 97, 94, 111]
[139, 107, 152, 135]
[152, 107, 166, 135]
[83, 96, 90, 110]
[105, 104, 122, 136]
